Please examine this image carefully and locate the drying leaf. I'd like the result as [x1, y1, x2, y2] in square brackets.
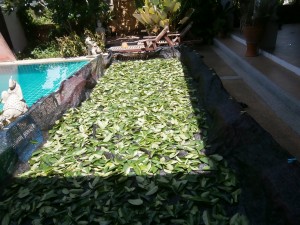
[0, 58, 243, 225]
[128, 199, 143, 205]
[145, 186, 159, 196]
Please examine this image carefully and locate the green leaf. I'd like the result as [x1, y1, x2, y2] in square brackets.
[62, 188, 70, 195]
[132, 165, 142, 175]
[145, 186, 158, 196]
[92, 176, 100, 187]
[202, 210, 210, 225]
[41, 190, 57, 201]
[32, 219, 43, 225]
[166, 164, 174, 171]
[170, 219, 185, 224]
[103, 133, 113, 142]
[1, 214, 10, 225]
[200, 157, 209, 164]
[128, 199, 143, 205]
[230, 213, 249, 225]
[210, 154, 223, 161]
[17, 188, 30, 198]
[136, 176, 145, 183]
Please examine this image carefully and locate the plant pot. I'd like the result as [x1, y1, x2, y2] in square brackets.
[243, 25, 263, 57]
[259, 21, 278, 51]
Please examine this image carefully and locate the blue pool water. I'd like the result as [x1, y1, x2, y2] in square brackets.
[0, 61, 88, 110]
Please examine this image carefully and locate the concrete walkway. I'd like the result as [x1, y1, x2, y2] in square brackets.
[192, 25, 300, 160]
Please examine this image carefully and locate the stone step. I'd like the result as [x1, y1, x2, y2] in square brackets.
[193, 41, 300, 160]
[213, 36, 300, 138]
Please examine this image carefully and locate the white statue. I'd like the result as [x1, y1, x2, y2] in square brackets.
[85, 36, 102, 56]
[0, 77, 28, 129]
[7, 77, 24, 101]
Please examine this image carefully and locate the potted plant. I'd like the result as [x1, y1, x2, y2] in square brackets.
[259, 0, 283, 51]
[213, 1, 235, 38]
[240, 0, 280, 56]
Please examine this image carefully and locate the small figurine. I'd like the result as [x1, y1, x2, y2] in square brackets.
[0, 77, 28, 129]
[85, 36, 102, 56]
[7, 77, 24, 101]
[95, 20, 106, 43]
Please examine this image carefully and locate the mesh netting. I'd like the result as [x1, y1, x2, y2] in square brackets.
[0, 55, 106, 182]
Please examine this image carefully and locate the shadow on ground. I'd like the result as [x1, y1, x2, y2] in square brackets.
[180, 45, 300, 225]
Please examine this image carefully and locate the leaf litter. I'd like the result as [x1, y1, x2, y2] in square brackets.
[0, 58, 248, 225]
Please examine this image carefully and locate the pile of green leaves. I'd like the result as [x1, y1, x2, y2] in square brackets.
[0, 58, 248, 225]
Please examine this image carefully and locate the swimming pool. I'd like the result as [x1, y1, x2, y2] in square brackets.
[0, 61, 89, 110]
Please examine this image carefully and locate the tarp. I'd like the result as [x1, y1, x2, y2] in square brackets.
[0, 55, 106, 183]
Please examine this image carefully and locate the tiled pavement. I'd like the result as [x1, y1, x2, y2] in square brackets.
[193, 24, 300, 160]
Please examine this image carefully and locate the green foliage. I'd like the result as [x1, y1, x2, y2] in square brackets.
[56, 33, 86, 58]
[23, 7, 53, 25]
[28, 29, 105, 59]
[46, 0, 109, 34]
[230, 213, 250, 225]
[133, 0, 181, 34]
[3, 0, 111, 59]
[11, 5, 55, 44]
[30, 41, 60, 59]
[3, 0, 110, 35]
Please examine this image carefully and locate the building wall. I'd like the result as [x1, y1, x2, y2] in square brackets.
[0, 33, 16, 61]
[3, 10, 27, 52]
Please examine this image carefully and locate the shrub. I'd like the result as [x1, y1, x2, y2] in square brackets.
[56, 33, 86, 58]
[133, 0, 181, 34]
[30, 41, 60, 59]
[3, 0, 110, 35]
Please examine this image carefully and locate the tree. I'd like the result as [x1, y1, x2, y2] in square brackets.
[3, 0, 110, 35]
